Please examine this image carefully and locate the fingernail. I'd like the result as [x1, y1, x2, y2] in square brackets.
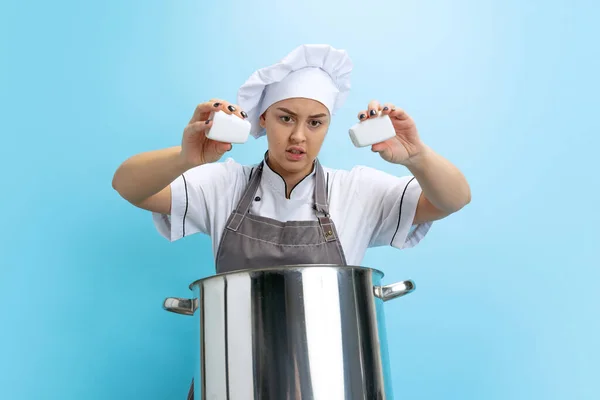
[228, 105, 236, 112]
[241, 111, 248, 118]
[369, 109, 377, 116]
[205, 119, 211, 124]
[213, 102, 220, 107]
[383, 106, 389, 111]
[359, 114, 366, 120]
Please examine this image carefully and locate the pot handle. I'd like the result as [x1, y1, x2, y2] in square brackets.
[373, 280, 415, 302]
[163, 297, 198, 316]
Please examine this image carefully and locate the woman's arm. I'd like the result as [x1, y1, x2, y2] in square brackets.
[112, 146, 190, 214]
[405, 145, 471, 224]
[112, 99, 242, 214]
[357, 100, 471, 225]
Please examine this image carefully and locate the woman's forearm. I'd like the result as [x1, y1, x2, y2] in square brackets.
[112, 146, 192, 205]
[406, 145, 471, 213]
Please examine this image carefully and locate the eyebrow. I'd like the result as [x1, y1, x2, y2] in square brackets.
[276, 107, 327, 119]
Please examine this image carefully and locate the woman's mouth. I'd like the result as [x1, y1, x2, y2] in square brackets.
[286, 148, 306, 161]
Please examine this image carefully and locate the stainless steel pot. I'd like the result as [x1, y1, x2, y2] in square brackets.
[163, 264, 415, 400]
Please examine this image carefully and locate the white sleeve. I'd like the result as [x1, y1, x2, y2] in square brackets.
[152, 159, 239, 242]
[352, 166, 432, 249]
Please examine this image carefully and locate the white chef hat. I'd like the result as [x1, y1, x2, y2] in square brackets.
[237, 44, 353, 138]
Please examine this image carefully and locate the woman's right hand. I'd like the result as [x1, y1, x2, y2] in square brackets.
[180, 99, 248, 168]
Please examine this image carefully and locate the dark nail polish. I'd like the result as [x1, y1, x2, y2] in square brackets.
[241, 111, 248, 118]
[205, 119, 211, 124]
[359, 114, 366, 120]
[213, 102, 220, 107]
[383, 106, 389, 111]
[228, 105, 236, 112]
[369, 109, 377, 116]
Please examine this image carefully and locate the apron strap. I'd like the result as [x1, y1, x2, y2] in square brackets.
[227, 161, 264, 231]
[313, 159, 329, 215]
[313, 160, 338, 242]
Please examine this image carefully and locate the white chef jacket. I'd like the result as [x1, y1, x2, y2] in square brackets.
[152, 158, 432, 265]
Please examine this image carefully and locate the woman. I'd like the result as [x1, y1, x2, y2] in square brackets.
[112, 44, 471, 397]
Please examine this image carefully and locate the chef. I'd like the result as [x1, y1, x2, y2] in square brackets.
[112, 44, 471, 398]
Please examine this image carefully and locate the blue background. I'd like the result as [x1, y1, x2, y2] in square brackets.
[1, 0, 598, 399]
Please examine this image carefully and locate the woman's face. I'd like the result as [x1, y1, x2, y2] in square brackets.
[260, 97, 330, 178]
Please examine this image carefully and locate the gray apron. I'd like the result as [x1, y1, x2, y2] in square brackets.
[186, 156, 347, 399]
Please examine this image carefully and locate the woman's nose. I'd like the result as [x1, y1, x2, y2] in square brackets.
[289, 125, 307, 142]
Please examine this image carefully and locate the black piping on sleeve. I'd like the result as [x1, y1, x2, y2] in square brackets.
[390, 177, 415, 245]
[182, 174, 189, 237]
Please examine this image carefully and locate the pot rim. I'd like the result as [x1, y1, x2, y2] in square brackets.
[187, 264, 384, 290]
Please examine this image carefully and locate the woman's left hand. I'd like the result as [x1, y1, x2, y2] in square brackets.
[356, 100, 426, 166]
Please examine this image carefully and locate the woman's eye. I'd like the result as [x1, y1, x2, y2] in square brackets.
[310, 120, 322, 127]
[280, 116, 292, 123]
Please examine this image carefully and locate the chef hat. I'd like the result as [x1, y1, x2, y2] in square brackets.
[237, 44, 353, 138]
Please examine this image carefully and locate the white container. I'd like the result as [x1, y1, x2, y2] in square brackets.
[205, 110, 251, 144]
[348, 112, 396, 147]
